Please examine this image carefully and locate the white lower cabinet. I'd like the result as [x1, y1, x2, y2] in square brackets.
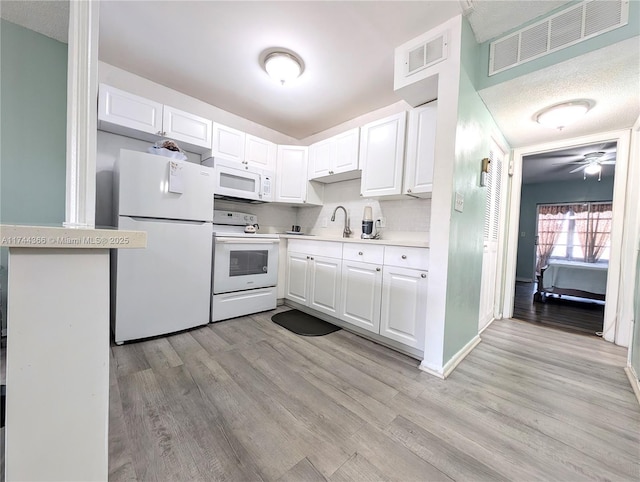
[286, 240, 342, 317]
[285, 252, 311, 305]
[380, 266, 428, 350]
[309, 255, 342, 317]
[340, 260, 382, 333]
[286, 240, 429, 354]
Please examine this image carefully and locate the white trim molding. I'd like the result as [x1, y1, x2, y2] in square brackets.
[65, 0, 100, 227]
[420, 334, 481, 379]
[503, 129, 633, 347]
[624, 367, 640, 406]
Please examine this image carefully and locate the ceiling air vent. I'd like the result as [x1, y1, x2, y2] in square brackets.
[405, 33, 448, 76]
[489, 0, 629, 76]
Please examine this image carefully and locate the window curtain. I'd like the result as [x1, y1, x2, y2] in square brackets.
[576, 203, 612, 262]
[535, 204, 570, 273]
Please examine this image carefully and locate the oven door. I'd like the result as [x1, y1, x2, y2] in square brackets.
[213, 237, 279, 294]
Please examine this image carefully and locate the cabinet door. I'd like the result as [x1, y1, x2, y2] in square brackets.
[276, 145, 308, 203]
[162, 105, 212, 150]
[360, 112, 406, 197]
[98, 84, 162, 135]
[286, 252, 310, 304]
[380, 266, 427, 350]
[340, 260, 382, 333]
[334, 128, 360, 173]
[245, 134, 277, 171]
[308, 138, 334, 179]
[309, 255, 342, 317]
[212, 123, 246, 162]
[404, 102, 437, 196]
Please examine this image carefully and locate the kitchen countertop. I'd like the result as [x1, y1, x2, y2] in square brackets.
[0, 224, 147, 249]
[279, 234, 428, 248]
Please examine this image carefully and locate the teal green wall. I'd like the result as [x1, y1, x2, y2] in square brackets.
[516, 176, 615, 280]
[442, 18, 508, 362]
[0, 20, 67, 326]
[0, 19, 67, 226]
[476, 0, 640, 90]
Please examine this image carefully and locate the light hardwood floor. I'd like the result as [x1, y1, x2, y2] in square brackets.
[108, 307, 640, 481]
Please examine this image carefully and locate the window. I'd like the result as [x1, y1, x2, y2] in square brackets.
[536, 202, 612, 272]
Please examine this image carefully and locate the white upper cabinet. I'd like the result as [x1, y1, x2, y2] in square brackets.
[98, 84, 212, 153]
[212, 123, 245, 162]
[212, 124, 277, 170]
[309, 138, 334, 179]
[162, 105, 212, 150]
[359, 112, 407, 198]
[276, 146, 322, 205]
[308, 128, 360, 182]
[245, 134, 277, 171]
[334, 128, 360, 173]
[404, 101, 437, 197]
[98, 84, 163, 137]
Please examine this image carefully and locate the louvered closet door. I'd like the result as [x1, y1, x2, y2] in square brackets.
[479, 143, 505, 332]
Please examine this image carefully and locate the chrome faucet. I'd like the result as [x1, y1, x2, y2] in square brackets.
[331, 205, 352, 238]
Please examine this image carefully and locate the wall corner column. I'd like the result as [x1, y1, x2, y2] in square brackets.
[65, 0, 100, 228]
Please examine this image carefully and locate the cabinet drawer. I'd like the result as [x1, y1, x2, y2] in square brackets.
[384, 246, 429, 270]
[342, 243, 384, 264]
[288, 239, 342, 259]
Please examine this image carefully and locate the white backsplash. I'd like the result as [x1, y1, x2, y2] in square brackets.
[296, 179, 431, 242]
[213, 200, 298, 234]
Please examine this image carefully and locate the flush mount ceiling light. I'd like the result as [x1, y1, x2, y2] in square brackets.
[535, 100, 592, 130]
[262, 51, 304, 85]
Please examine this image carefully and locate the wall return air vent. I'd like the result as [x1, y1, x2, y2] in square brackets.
[489, 0, 629, 76]
[405, 32, 448, 77]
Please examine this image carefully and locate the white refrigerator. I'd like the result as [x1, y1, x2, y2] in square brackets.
[112, 149, 214, 344]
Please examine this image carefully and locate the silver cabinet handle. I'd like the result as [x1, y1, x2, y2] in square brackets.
[376, 267, 381, 271]
[421, 273, 427, 278]
[401, 255, 407, 259]
[310, 257, 314, 260]
[358, 251, 363, 255]
[306, 256, 310, 259]
[407, 188, 412, 193]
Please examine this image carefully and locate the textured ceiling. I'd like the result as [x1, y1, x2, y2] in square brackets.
[1, 0, 637, 152]
[478, 36, 640, 149]
[0, 0, 68, 43]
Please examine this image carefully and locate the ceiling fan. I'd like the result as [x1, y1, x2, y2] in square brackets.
[564, 151, 617, 174]
[549, 144, 617, 180]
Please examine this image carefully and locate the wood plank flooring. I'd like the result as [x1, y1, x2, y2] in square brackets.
[108, 307, 639, 481]
[513, 281, 605, 335]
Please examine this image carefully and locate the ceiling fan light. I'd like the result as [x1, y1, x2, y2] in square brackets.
[535, 101, 592, 130]
[584, 162, 601, 175]
[264, 52, 303, 85]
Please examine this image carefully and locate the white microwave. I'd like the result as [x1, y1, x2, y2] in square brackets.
[202, 157, 274, 202]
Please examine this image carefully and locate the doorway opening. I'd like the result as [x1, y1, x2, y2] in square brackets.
[510, 139, 618, 336]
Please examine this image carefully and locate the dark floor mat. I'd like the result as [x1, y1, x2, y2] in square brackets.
[271, 310, 341, 336]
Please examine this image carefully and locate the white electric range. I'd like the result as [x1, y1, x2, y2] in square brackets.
[211, 210, 280, 322]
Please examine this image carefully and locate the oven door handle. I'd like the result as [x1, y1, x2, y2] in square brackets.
[215, 238, 279, 245]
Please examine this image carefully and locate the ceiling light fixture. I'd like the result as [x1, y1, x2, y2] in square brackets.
[263, 51, 304, 85]
[534, 100, 592, 130]
[584, 162, 602, 175]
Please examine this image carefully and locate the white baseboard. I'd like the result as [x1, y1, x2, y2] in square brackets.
[624, 366, 640, 406]
[479, 317, 496, 335]
[419, 334, 481, 379]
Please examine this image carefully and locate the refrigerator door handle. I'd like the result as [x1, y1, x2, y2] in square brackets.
[126, 216, 209, 225]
